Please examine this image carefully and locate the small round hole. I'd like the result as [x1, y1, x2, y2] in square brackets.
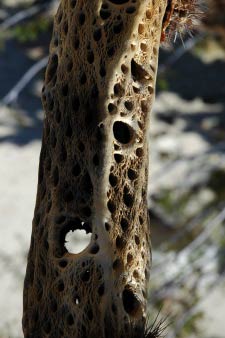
[58, 280, 64, 292]
[114, 83, 125, 96]
[79, 12, 85, 25]
[135, 235, 140, 245]
[109, 173, 118, 187]
[87, 51, 94, 64]
[93, 28, 102, 41]
[128, 168, 137, 180]
[107, 200, 116, 213]
[113, 258, 122, 270]
[136, 148, 143, 157]
[81, 269, 90, 282]
[67, 314, 74, 326]
[98, 284, 105, 296]
[121, 64, 128, 74]
[59, 260, 68, 268]
[90, 243, 99, 254]
[124, 101, 133, 111]
[105, 222, 111, 231]
[108, 103, 117, 115]
[65, 229, 91, 254]
[121, 218, 128, 231]
[114, 154, 124, 163]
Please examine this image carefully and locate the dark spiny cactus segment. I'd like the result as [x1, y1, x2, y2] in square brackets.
[144, 315, 169, 338]
[162, 0, 203, 42]
[130, 314, 169, 338]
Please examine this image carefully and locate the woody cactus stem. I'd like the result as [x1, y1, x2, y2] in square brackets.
[23, 1, 167, 337]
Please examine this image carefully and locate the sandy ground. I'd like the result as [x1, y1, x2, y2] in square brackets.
[200, 284, 225, 338]
[0, 141, 40, 338]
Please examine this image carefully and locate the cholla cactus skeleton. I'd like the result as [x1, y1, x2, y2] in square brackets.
[23, 1, 200, 338]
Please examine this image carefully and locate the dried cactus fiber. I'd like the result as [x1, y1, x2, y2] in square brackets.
[161, 0, 203, 42]
[23, 1, 199, 338]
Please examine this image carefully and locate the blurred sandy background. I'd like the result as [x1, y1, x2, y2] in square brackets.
[0, 1, 225, 337]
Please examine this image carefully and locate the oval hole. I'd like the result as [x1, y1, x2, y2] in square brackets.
[65, 229, 91, 254]
[113, 121, 133, 144]
[131, 58, 150, 82]
[122, 288, 141, 317]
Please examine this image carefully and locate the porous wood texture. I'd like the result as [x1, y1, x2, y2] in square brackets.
[23, 1, 166, 337]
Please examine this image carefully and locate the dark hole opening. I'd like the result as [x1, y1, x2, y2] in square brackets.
[98, 283, 105, 296]
[108, 103, 117, 114]
[122, 288, 141, 316]
[131, 58, 150, 82]
[79, 12, 85, 25]
[128, 168, 137, 180]
[124, 101, 133, 111]
[113, 121, 133, 144]
[123, 188, 134, 208]
[81, 269, 91, 282]
[116, 235, 125, 249]
[120, 218, 128, 231]
[114, 153, 124, 163]
[109, 173, 118, 187]
[112, 258, 122, 270]
[107, 200, 116, 213]
[67, 314, 74, 326]
[107, 47, 115, 57]
[70, 0, 77, 8]
[63, 21, 68, 34]
[100, 9, 111, 20]
[114, 83, 125, 96]
[100, 66, 106, 77]
[87, 51, 94, 64]
[58, 280, 64, 292]
[90, 243, 99, 254]
[59, 259, 68, 268]
[93, 28, 102, 41]
[72, 163, 81, 177]
[105, 222, 111, 231]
